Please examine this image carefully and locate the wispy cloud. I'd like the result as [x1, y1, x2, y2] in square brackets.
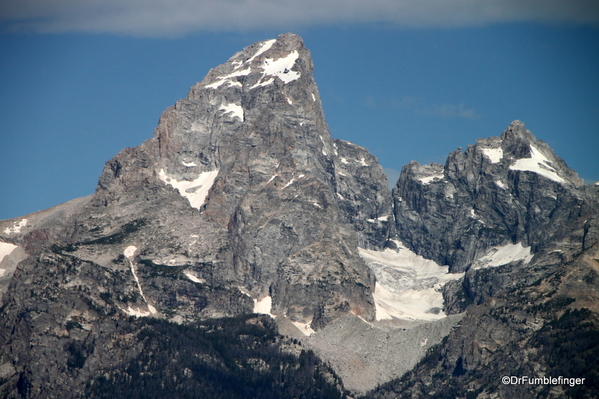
[389, 96, 482, 120]
[1, 0, 598, 37]
[414, 102, 482, 120]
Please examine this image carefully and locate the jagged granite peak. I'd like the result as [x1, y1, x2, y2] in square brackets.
[0, 33, 395, 335]
[393, 120, 587, 273]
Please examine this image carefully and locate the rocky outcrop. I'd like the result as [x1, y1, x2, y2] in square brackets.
[366, 210, 599, 399]
[333, 139, 395, 250]
[393, 120, 587, 273]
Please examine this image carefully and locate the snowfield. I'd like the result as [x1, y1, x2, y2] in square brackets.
[359, 241, 463, 321]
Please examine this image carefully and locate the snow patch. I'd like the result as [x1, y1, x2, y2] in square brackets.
[182, 161, 197, 167]
[472, 242, 534, 269]
[509, 145, 565, 184]
[282, 179, 294, 189]
[0, 242, 18, 264]
[184, 272, 205, 284]
[3, 219, 27, 235]
[319, 136, 327, 156]
[418, 174, 444, 185]
[260, 51, 301, 84]
[359, 243, 463, 321]
[219, 103, 244, 121]
[250, 77, 275, 89]
[481, 147, 503, 163]
[373, 285, 446, 321]
[311, 93, 316, 101]
[358, 158, 368, 166]
[340, 158, 349, 164]
[121, 306, 153, 318]
[124, 245, 137, 259]
[495, 180, 507, 189]
[159, 168, 219, 210]
[267, 174, 278, 184]
[254, 295, 273, 316]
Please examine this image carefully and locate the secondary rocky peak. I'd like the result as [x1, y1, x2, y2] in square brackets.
[393, 121, 589, 272]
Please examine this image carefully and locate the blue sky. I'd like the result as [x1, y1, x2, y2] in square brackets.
[1, 1, 598, 220]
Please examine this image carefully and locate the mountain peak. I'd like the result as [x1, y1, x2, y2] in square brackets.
[500, 120, 537, 142]
[189, 33, 310, 97]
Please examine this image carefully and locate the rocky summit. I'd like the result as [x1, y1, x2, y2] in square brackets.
[1, 33, 598, 398]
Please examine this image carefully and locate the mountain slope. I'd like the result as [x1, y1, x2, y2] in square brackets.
[1, 33, 598, 399]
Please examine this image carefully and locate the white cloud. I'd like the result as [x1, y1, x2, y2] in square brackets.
[1, 0, 598, 37]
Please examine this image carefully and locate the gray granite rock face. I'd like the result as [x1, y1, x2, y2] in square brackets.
[1, 33, 388, 332]
[1, 33, 598, 399]
[393, 120, 587, 272]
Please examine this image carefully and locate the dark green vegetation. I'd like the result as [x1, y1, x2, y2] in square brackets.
[530, 308, 599, 399]
[86, 315, 347, 399]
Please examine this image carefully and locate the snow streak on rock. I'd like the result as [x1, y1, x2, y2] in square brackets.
[510, 145, 565, 184]
[471, 242, 534, 269]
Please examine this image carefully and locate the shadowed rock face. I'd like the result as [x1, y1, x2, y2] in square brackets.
[393, 120, 587, 273]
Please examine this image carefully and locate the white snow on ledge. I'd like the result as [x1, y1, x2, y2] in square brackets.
[471, 242, 534, 269]
[261, 51, 301, 83]
[159, 168, 219, 210]
[121, 306, 153, 318]
[509, 145, 565, 184]
[481, 147, 503, 163]
[3, 219, 27, 235]
[219, 103, 244, 121]
[254, 295, 273, 315]
[205, 67, 251, 89]
[418, 174, 444, 185]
